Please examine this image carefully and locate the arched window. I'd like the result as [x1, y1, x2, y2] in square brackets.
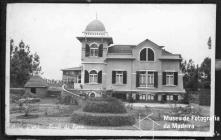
[89, 70, 98, 83]
[148, 48, 154, 61]
[139, 48, 154, 61]
[140, 48, 146, 61]
[90, 44, 98, 56]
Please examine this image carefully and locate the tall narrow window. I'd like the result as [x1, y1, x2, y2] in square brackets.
[140, 48, 146, 61]
[166, 72, 174, 85]
[85, 44, 90, 57]
[90, 44, 98, 56]
[148, 48, 154, 61]
[112, 71, 127, 85]
[89, 70, 98, 83]
[116, 71, 123, 84]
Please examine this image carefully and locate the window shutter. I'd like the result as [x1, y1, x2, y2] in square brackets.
[84, 70, 89, 83]
[154, 72, 158, 88]
[112, 71, 116, 84]
[148, 48, 154, 61]
[174, 72, 178, 85]
[140, 48, 146, 61]
[85, 44, 90, 57]
[98, 71, 102, 83]
[98, 44, 103, 57]
[162, 72, 166, 85]
[136, 71, 140, 87]
[123, 71, 127, 84]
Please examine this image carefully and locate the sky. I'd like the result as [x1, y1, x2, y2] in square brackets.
[7, 4, 216, 80]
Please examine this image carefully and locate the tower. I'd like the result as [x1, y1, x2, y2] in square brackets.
[76, 19, 113, 90]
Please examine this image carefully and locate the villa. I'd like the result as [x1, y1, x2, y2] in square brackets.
[61, 19, 186, 102]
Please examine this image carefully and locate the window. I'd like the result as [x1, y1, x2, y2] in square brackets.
[167, 95, 173, 101]
[31, 88, 36, 94]
[89, 70, 98, 83]
[140, 48, 154, 61]
[166, 72, 174, 85]
[112, 71, 127, 84]
[90, 44, 98, 56]
[116, 71, 123, 84]
[139, 71, 154, 87]
[163, 72, 178, 86]
[147, 94, 154, 100]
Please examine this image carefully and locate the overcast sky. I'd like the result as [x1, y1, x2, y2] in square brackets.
[7, 4, 216, 80]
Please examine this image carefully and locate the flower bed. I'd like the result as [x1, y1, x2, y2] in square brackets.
[71, 109, 135, 126]
[83, 97, 127, 114]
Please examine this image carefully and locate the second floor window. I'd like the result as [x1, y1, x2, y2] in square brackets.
[90, 44, 98, 56]
[85, 43, 103, 57]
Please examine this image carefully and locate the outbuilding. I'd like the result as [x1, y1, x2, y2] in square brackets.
[24, 75, 48, 98]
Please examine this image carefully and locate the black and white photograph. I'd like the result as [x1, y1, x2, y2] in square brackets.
[5, 4, 216, 137]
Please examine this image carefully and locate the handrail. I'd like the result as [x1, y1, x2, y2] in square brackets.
[62, 84, 80, 97]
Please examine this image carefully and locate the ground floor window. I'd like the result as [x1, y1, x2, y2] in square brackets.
[31, 88, 36, 94]
[89, 70, 98, 83]
[147, 94, 154, 100]
[167, 95, 173, 101]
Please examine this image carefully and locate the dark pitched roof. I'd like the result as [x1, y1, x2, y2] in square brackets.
[24, 75, 48, 88]
[162, 49, 173, 55]
[108, 45, 135, 54]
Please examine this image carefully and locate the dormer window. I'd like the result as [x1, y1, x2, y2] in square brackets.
[140, 48, 155, 61]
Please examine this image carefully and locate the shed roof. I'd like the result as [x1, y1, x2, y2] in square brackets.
[24, 75, 48, 88]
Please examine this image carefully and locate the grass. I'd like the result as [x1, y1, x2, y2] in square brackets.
[9, 95, 210, 131]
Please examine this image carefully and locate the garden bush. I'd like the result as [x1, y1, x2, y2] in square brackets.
[83, 97, 127, 114]
[10, 88, 25, 96]
[71, 109, 135, 126]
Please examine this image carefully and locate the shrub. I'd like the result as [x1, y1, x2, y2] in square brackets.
[10, 88, 25, 96]
[71, 109, 135, 126]
[83, 97, 127, 114]
[10, 94, 22, 103]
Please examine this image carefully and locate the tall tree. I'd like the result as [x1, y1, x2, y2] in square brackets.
[199, 57, 211, 88]
[10, 39, 42, 87]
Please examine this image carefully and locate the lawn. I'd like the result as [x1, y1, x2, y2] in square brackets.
[9, 97, 211, 131]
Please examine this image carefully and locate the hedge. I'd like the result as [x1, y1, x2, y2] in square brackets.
[10, 88, 25, 96]
[83, 97, 127, 114]
[71, 109, 135, 126]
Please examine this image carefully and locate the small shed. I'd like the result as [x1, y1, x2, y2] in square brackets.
[24, 75, 48, 98]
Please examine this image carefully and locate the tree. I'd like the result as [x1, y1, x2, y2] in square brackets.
[181, 57, 198, 90]
[199, 57, 211, 88]
[10, 39, 42, 87]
